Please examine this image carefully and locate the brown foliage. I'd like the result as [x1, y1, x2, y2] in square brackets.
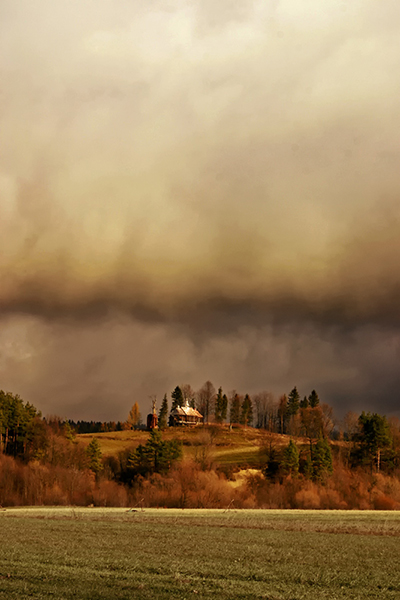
[1, 432, 400, 509]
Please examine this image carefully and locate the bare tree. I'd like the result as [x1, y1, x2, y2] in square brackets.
[196, 381, 216, 424]
[181, 384, 196, 408]
[253, 391, 276, 430]
[278, 394, 287, 434]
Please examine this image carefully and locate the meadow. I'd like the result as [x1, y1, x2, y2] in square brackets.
[77, 426, 286, 467]
[0, 508, 399, 599]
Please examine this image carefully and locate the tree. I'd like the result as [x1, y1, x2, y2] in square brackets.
[214, 388, 226, 424]
[127, 402, 141, 429]
[169, 386, 184, 426]
[261, 433, 280, 481]
[308, 390, 320, 408]
[171, 386, 184, 411]
[287, 387, 300, 417]
[0, 390, 42, 459]
[277, 395, 287, 434]
[240, 394, 253, 427]
[281, 439, 299, 476]
[343, 411, 359, 441]
[158, 394, 169, 430]
[354, 412, 392, 472]
[86, 438, 103, 475]
[300, 396, 308, 409]
[229, 392, 241, 426]
[196, 381, 215, 424]
[128, 430, 182, 477]
[221, 394, 228, 423]
[253, 391, 276, 430]
[311, 437, 333, 481]
[63, 421, 76, 442]
[301, 403, 334, 444]
[181, 384, 196, 408]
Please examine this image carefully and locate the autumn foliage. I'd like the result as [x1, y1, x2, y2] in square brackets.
[0, 389, 399, 509]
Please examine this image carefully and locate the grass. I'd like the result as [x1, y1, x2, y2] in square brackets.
[0, 508, 399, 599]
[77, 426, 289, 467]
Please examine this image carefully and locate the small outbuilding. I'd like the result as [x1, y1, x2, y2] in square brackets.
[147, 400, 158, 430]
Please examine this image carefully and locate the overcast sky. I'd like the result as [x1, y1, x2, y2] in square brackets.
[1, 0, 400, 421]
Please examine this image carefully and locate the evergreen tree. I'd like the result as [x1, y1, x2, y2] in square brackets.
[214, 387, 223, 423]
[63, 421, 76, 442]
[128, 430, 182, 477]
[240, 394, 253, 427]
[221, 394, 228, 422]
[354, 412, 392, 472]
[262, 443, 280, 481]
[86, 438, 103, 475]
[214, 388, 228, 424]
[171, 386, 184, 410]
[311, 437, 333, 481]
[303, 454, 313, 479]
[300, 396, 309, 409]
[0, 390, 42, 458]
[287, 387, 300, 417]
[281, 439, 299, 476]
[308, 390, 320, 408]
[158, 394, 168, 430]
[229, 393, 241, 425]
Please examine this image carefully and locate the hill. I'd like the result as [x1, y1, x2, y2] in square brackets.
[76, 425, 307, 468]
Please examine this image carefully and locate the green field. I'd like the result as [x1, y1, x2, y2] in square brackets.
[0, 509, 399, 599]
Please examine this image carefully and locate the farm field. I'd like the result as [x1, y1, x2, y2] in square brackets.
[0, 508, 399, 599]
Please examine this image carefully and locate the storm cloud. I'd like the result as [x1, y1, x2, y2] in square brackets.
[1, 0, 400, 419]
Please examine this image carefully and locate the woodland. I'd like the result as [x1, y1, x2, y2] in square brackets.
[0, 384, 399, 510]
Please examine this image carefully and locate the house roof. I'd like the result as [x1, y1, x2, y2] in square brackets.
[171, 404, 203, 418]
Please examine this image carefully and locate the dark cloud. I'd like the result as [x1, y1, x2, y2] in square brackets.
[1, 0, 400, 419]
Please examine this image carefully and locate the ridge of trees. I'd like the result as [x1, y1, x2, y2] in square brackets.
[0, 386, 399, 509]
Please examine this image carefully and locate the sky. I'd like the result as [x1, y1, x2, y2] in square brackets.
[1, 0, 400, 421]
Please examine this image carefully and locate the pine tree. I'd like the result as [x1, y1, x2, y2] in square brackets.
[214, 388, 228, 424]
[308, 389, 320, 408]
[311, 437, 333, 481]
[300, 396, 309, 409]
[214, 387, 223, 423]
[229, 393, 241, 425]
[287, 387, 300, 417]
[171, 386, 184, 410]
[63, 421, 76, 442]
[281, 439, 299, 476]
[221, 394, 228, 422]
[240, 394, 253, 427]
[354, 412, 392, 472]
[158, 394, 168, 430]
[86, 438, 103, 475]
[128, 430, 182, 477]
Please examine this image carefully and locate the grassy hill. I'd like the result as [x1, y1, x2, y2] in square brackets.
[76, 426, 300, 468]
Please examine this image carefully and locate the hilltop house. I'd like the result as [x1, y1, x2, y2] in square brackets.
[170, 400, 203, 426]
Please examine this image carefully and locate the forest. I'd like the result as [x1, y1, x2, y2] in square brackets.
[0, 384, 399, 510]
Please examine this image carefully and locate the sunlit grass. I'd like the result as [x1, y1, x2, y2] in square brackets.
[0, 508, 399, 599]
[76, 426, 290, 466]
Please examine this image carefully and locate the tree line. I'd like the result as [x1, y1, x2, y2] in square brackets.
[154, 382, 331, 435]
[0, 386, 399, 509]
